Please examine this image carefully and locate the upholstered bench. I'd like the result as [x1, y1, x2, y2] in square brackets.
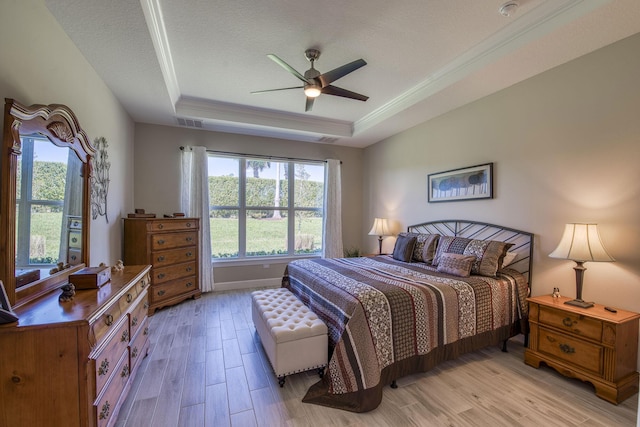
[251, 288, 328, 387]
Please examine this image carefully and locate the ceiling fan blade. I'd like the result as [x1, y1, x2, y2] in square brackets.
[267, 54, 309, 83]
[305, 96, 315, 112]
[251, 86, 303, 94]
[321, 85, 369, 101]
[317, 59, 366, 87]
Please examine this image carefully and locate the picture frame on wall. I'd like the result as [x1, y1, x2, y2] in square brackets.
[428, 163, 493, 203]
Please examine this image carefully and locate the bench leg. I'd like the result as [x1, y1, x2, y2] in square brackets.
[278, 376, 286, 387]
[390, 380, 398, 389]
[318, 367, 325, 378]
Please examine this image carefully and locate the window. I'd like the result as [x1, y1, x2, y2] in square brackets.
[15, 137, 70, 267]
[208, 154, 325, 259]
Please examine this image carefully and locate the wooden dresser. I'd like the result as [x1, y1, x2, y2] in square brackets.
[525, 295, 640, 404]
[123, 218, 201, 315]
[0, 265, 152, 427]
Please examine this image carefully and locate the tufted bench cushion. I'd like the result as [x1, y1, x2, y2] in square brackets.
[251, 288, 327, 386]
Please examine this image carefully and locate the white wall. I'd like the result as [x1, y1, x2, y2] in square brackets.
[133, 123, 364, 284]
[0, 0, 135, 266]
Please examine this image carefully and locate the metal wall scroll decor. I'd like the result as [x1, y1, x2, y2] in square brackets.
[91, 136, 111, 222]
[427, 163, 493, 203]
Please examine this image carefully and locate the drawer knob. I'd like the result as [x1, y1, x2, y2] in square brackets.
[132, 316, 138, 327]
[126, 293, 133, 303]
[121, 329, 130, 342]
[186, 266, 192, 272]
[158, 224, 164, 229]
[559, 343, 575, 354]
[187, 222, 192, 227]
[186, 237, 193, 242]
[158, 273, 165, 279]
[562, 317, 576, 327]
[157, 290, 166, 296]
[105, 314, 114, 326]
[157, 255, 165, 262]
[144, 326, 149, 336]
[186, 282, 193, 288]
[99, 401, 110, 420]
[132, 346, 139, 359]
[158, 239, 165, 245]
[121, 364, 130, 378]
[186, 252, 192, 257]
[98, 359, 109, 376]
[70, 254, 77, 261]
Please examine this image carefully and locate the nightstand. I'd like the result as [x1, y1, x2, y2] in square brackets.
[525, 295, 640, 404]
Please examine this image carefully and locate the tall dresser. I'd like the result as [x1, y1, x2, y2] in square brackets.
[0, 265, 152, 427]
[123, 218, 201, 315]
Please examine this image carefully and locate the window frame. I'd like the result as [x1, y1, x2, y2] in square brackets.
[208, 153, 325, 263]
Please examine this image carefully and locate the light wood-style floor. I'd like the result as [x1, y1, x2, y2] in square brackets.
[114, 289, 638, 427]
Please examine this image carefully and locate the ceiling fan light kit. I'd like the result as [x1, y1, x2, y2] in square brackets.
[251, 48, 368, 112]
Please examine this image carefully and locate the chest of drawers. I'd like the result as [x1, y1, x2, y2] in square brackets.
[0, 265, 151, 427]
[525, 295, 640, 404]
[123, 218, 201, 315]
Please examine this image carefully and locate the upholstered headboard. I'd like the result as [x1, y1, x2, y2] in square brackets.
[408, 220, 534, 285]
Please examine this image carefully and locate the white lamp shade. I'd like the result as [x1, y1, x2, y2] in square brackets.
[549, 223, 615, 262]
[368, 218, 391, 236]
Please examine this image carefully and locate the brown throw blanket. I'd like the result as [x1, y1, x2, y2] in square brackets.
[282, 256, 529, 412]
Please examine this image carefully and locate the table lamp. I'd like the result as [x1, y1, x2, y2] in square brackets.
[549, 223, 615, 308]
[368, 218, 391, 255]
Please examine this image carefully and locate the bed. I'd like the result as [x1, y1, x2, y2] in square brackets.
[282, 220, 533, 412]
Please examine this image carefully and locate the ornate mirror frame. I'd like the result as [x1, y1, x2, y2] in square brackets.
[1, 99, 95, 307]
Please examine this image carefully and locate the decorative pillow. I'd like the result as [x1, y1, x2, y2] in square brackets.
[501, 251, 518, 268]
[433, 236, 514, 277]
[436, 253, 476, 277]
[398, 232, 440, 264]
[392, 234, 417, 262]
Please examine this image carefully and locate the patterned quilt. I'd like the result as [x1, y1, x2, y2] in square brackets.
[282, 255, 529, 412]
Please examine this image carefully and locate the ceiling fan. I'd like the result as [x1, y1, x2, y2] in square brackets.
[251, 49, 368, 112]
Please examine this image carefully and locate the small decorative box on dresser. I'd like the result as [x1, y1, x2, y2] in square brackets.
[123, 218, 201, 315]
[525, 295, 640, 404]
[0, 265, 152, 427]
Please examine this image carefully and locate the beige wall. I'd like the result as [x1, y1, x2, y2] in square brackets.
[133, 124, 363, 284]
[0, 0, 135, 266]
[364, 32, 640, 314]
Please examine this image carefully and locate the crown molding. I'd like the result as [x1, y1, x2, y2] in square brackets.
[353, 0, 611, 136]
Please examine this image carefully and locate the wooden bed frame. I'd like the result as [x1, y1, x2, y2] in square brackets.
[408, 219, 534, 286]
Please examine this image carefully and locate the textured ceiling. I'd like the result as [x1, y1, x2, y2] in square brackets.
[45, 0, 640, 147]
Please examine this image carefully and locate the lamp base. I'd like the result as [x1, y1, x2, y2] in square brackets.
[564, 299, 595, 308]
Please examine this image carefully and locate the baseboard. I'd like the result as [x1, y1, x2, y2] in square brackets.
[212, 277, 282, 292]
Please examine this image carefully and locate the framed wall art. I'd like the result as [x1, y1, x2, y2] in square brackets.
[427, 163, 493, 203]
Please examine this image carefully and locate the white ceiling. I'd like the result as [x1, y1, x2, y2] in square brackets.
[45, 0, 640, 148]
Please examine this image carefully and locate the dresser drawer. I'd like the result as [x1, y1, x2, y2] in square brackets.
[94, 351, 130, 427]
[539, 305, 602, 341]
[91, 313, 129, 396]
[538, 327, 603, 374]
[151, 246, 197, 267]
[92, 304, 124, 347]
[152, 261, 196, 284]
[150, 276, 198, 303]
[130, 317, 150, 373]
[148, 219, 198, 232]
[130, 291, 148, 339]
[151, 231, 197, 251]
[134, 273, 150, 295]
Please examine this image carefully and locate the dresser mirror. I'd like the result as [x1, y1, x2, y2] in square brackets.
[0, 99, 94, 307]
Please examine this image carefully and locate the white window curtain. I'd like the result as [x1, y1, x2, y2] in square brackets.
[181, 146, 215, 292]
[322, 159, 343, 258]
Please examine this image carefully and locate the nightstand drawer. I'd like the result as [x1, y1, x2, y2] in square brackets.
[539, 305, 602, 341]
[538, 327, 603, 374]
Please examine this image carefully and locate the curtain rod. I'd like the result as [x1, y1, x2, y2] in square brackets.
[179, 146, 341, 164]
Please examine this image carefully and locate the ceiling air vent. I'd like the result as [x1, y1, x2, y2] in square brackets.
[177, 117, 203, 128]
[317, 136, 339, 144]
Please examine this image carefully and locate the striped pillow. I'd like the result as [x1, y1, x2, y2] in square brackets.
[436, 253, 476, 277]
